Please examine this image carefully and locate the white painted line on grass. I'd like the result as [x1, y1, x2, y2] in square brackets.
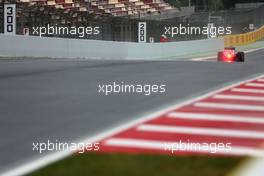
[228, 157, 264, 176]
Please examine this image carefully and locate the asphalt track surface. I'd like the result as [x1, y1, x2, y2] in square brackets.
[0, 49, 264, 174]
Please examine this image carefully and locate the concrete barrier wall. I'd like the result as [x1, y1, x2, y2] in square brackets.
[128, 38, 224, 59]
[0, 34, 224, 60]
[0, 34, 128, 59]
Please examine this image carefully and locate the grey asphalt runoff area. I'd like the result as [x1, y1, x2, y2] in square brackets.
[0, 49, 264, 174]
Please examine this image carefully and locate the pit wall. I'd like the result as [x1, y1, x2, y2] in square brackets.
[0, 34, 224, 60]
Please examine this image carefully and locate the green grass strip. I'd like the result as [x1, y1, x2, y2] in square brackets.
[29, 153, 244, 176]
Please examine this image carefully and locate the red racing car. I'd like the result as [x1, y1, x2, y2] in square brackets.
[217, 47, 245, 63]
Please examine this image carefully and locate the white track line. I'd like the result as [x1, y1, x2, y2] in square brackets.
[191, 56, 215, 61]
[228, 158, 264, 176]
[104, 138, 264, 157]
[194, 102, 264, 111]
[244, 46, 264, 53]
[2, 74, 264, 176]
[136, 124, 264, 139]
[167, 112, 264, 124]
[191, 46, 264, 61]
[231, 88, 264, 94]
[213, 94, 264, 101]
[246, 83, 264, 87]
